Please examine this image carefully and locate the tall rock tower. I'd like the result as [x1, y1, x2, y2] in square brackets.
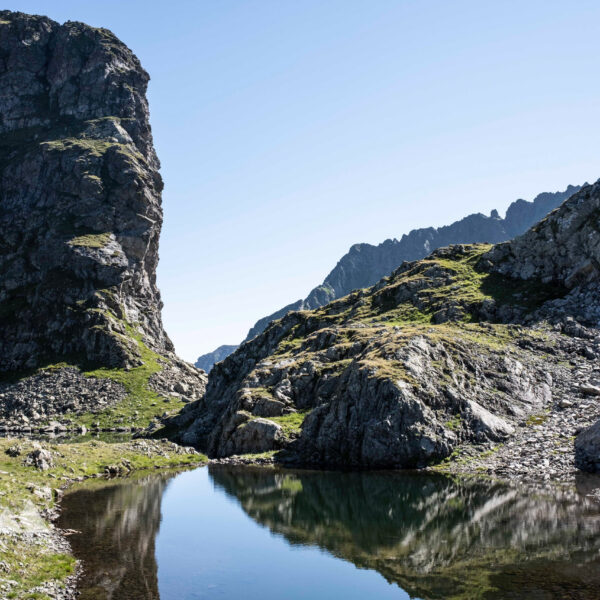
[0, 11, 205, 429]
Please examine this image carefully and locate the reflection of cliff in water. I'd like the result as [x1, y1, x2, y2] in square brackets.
[209, 467, 600, 600]
[58, 472, 175, 600]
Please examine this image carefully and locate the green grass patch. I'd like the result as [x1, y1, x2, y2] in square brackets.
[237, 450, 279, 460]
[2, 546, 75, 600]
[69, 324, 181, 430]
[41, 137, 115, 156]
[445, 416, 462, 431]
[268, 411, 310, 438]
[526, 413, 549, 426]
[68, 232, 112, 249]
[0, 437, 206, 598]
[310, 244, 565, 332]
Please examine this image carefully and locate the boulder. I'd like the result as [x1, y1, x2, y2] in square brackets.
[464, 400, 515, 441]
[26, 448, 54, 471]
[575, 420, 600, 473]
[581, 384, 600, 397]
[223, 419, 283, 455]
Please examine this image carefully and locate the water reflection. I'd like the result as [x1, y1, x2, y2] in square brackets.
[209, 467, 600, 600]
[59, 466, 600, 600]
[58, 472, 175, 600]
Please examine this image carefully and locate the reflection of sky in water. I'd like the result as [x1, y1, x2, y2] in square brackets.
[157, 468, 408, 600]
[61, 466, 600, 600]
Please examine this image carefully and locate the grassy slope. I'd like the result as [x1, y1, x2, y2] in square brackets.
[25, 322, 186, 431]
[271, 244, 558, 364]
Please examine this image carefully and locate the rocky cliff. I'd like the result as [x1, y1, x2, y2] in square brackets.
[0, 11, 205, 431]
[197, 185, 580, 371]
[176, 181, 600, 476]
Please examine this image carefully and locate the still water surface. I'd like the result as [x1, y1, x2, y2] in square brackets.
[58, 466, 600, 600]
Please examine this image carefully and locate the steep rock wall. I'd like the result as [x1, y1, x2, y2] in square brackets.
[0, 12, 206, 429]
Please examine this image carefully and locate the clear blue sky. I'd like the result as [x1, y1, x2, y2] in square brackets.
[7, 1, 600, 360]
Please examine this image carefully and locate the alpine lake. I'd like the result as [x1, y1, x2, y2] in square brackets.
[57, 463, 600, 600]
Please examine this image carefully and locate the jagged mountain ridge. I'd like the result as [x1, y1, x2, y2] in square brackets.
[303, 185, 582, 308]
[196, 184, 581, 371]
[0, 11, 205, 429]
[194, 345, 239, 373]
[175, 181, 600, 474]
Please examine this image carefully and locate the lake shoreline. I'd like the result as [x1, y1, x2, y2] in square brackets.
[6, 426, 599, 600]
[0, 438, 206, 600]
[59, 462, 600, 600]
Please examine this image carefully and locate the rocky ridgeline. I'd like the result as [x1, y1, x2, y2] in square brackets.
[0, 11, 205, 428]
[196, 185, 581, 371]
[176, 182, 600, 478]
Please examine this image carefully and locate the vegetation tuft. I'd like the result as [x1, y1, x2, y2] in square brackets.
[68, 232, 112, 249]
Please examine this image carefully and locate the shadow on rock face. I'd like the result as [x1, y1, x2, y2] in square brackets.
[209, 466, 600, 600]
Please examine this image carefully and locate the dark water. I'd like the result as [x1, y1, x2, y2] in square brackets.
[58, 466, 600, 600]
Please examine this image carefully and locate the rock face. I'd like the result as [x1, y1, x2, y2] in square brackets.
[198, 185, 581, 371]
[0, 11, 167, 370]
[0, 11, 205, 426]
[176, 181, 600, 471]
[488, 185, 600, 287]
